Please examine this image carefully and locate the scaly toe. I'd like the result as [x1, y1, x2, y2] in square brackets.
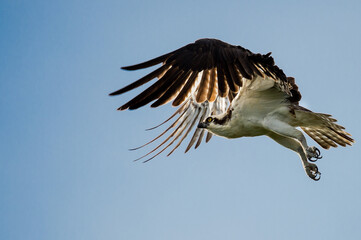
[307, 146, 323, 162]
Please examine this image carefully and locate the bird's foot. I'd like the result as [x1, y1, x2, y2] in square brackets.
[306, 146, 322, 162]
[304, 162, 321, 181]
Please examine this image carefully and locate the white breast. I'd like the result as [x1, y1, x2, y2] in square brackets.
[209, 76, 292, 139]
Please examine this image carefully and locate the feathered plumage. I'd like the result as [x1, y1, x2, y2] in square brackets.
[111, 38, 354, 180]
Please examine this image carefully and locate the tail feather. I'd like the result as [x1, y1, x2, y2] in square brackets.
[301, 128, 335, 149]
[295, 108, 354, 149]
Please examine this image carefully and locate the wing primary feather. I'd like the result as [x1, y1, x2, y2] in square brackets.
[223, 66, 238, 92]
[141, 110, 194, 163]
[145, 109, 180, 131]
[151, 69, 192, 107]
[249, 63, 263, 77]
[110, 64, 169, 96]
[207, 68, 218, 102]
[146, 101, 189, 131]
[167, 106, 201, 156]
[221, 49, 239, 92]
[195, 129, 206, 148]
[129, 66, 183, 109]
[185, 106, 208, 152]
[121, 52, 172, 70]
[254, 63, 266, 78]
[134, 107, 193, 162]
[120, 66, 180, 110]
[228, 91, 235, 103]
[205, 132, 213, 142]
[129, 103, 191, 151]
[172, 71, 198, 106]
[234, 59, 251, 79]
[228, 63, 242, 87]
[216, 66, 228, 97]
[195, 70, 210, 103]
[237, 57, 254, 78]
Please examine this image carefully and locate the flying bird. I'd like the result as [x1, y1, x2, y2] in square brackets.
[110, 38, 354, 181]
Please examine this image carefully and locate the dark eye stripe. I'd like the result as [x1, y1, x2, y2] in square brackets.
[212, 108, 233, 125]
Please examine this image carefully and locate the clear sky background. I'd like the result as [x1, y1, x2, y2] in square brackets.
[1, 0, 361, 239]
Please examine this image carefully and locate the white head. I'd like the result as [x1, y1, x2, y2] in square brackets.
[197, 110, 232, 137]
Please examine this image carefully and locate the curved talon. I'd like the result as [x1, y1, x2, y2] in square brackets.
[307, 147, 323, 162]
[309, 155, 322, 162]
[306, 164, 321, 181]
[315, 148, 320, 155]
[313, 172, 321, 181]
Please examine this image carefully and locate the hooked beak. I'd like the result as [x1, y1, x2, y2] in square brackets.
[197, 122, 208, 128]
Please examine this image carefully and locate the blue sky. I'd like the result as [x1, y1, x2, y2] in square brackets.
[1, 0, 361, 239]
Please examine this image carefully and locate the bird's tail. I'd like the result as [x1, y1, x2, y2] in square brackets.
[295, 107, 354, 149]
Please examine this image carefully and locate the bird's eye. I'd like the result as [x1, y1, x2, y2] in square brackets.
[206, 117, 213, 123]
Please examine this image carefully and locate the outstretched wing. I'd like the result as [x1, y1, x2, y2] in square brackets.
[110, 38, 294, 160]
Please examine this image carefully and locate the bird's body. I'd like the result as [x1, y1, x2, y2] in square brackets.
[111, 38, 354, 180]
[210, 76, 291, 138]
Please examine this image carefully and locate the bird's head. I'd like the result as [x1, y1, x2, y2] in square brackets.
[197, 113, 232, 137]
[197, 108, 233, 137]
[198, 116, 216, 129]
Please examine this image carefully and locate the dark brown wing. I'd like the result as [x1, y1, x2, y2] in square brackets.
[110, 38, 290, 110]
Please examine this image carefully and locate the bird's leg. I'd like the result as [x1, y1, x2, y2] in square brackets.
[264, 118, 321, 161]
[267, 132, 321, 181]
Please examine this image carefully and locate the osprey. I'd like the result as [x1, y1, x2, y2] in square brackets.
[111, 38, 354, 181]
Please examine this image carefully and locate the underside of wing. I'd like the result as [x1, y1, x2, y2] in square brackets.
[111, 38, 300, 158]
[131, 96, 228, 162]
